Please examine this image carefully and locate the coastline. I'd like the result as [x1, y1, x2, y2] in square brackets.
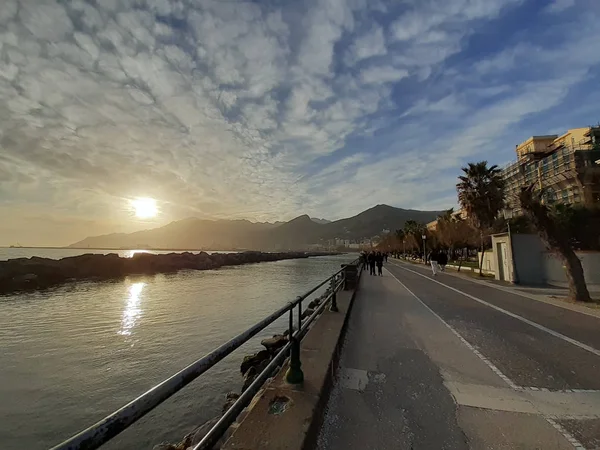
[0, 251, 339, 295]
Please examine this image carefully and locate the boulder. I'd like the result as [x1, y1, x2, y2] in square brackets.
[260, 335, 287, 353]
[242, 366, 257, 392]
[301, 308, 315, 320]
[222, 392, 240, 414]
[182, 416, 220, 448]
[152, 444, 179, 450]
[240, 350, 270, 375]
[0, 251, 338, 295]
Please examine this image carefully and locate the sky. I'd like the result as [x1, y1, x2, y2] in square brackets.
[1, 0, 600, 246]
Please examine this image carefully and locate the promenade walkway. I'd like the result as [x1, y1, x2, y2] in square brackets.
[316, 260, 600, 450]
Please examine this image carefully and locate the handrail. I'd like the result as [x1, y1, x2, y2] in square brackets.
[50, 258, 358, 450]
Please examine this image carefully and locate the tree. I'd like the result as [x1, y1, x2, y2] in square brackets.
[519, 186, 593, 303]
[457, 161, 506, 275]
[436, 209, 479, 268]
[403, 220, 427, 257]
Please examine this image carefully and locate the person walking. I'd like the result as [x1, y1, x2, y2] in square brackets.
[376, 252, 384, 276]
[369, 252, 376, 276]
[429, 249, 440, 276]
[438, 251, 448, 272]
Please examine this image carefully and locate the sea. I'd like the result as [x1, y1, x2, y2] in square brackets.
[0, 248, 354, 450]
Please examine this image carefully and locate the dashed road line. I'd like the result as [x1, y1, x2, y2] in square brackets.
[391, 262, 600, 358]
[545, 417, 586, 450]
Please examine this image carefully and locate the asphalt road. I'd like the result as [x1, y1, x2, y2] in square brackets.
[316, 261, 600, 450]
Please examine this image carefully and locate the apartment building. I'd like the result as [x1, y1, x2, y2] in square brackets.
[503, 126, 600, 214]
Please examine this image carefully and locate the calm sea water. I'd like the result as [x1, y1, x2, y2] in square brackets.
[0, 248, 354, 450]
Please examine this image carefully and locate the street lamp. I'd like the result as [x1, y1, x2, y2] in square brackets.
[502, 208, 519, 284]
[422, 234, 427, 264]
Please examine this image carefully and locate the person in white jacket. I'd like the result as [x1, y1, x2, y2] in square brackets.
[428, 249, 440, 276]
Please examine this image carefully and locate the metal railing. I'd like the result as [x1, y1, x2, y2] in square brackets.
[50, 259, 359, 450]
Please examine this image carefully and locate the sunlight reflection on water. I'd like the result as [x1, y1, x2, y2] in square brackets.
[118, 282, 145, 336]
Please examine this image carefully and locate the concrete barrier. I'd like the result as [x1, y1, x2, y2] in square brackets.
[221, 267, 362, 450]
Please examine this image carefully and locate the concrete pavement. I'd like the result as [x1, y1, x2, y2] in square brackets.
[316, 260, 600, 450]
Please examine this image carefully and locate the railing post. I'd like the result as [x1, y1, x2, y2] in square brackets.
[329, 276, 339, 312]
[285, 301, 304, 384]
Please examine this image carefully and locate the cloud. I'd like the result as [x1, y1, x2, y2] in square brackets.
[346, 26, 387, 64]
[1, 0, 599, 245]
[360, 65, 409, 84]
[545, 0, 576, 13]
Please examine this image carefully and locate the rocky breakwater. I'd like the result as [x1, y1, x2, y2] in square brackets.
[153, 285, 336, 450]
[0, 251, 334, 295]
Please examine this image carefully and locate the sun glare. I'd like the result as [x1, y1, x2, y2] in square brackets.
[130, 197, 158, 219]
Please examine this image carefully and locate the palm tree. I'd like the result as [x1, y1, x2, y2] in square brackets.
[520, 186, 592, 302]
[457, 161, 505, 275]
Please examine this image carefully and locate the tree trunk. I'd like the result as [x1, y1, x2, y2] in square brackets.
[519, 186, 593, 302]
[561, 248, 591, 302]
[478, 231, 485, 276]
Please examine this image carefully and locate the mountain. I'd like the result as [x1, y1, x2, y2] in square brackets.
[69, 205, 442, 250]
[310, 217, 331, 224]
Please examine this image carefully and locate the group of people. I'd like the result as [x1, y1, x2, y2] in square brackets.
[359, 251, 388, 276]
[428, 249, 448, 276]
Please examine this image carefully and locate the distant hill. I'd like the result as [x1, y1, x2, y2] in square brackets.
[310, 217, 331, 224]
[69, 205, 442, 250]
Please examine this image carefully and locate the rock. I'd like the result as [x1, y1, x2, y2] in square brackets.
[152, 444, 178, 450]
[242, 366, 257, 392]
[0, 251, 337, 295]
[222, 392, 240, 414]
[308, 299, 320, 309]
[260, 335, 287, 353]
[301, 308, 315, 319]
[183, 416, 220, 447]
[240, 350, 270, 375]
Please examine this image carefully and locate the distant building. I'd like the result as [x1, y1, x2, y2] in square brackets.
[426, 209, 467, 231]
[502, 126, 600, 214]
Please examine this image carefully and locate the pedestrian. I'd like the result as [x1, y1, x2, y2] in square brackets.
[428, 249, 440, 276]
[376, 252, 383, 276]
[369, 252, 376, 276]
[438, 251, 448, 272]
[384, 253, 388, 262]
[360, 252, 368, 271]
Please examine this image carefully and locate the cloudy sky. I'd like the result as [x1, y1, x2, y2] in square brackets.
[1, 0, 599, 246]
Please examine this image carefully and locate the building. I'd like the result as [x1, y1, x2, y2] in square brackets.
[426, 208, 467, 231]
[502, 126, 600, 214]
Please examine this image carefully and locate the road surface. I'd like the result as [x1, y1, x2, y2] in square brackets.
[316, 260, 600, 450]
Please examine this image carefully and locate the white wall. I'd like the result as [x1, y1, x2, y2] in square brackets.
[477, 251, 495, 272]
[511, 234, 546, 285]
[543, 252, 600, 287]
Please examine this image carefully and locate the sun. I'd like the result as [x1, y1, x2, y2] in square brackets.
[130, 197, 158, 219]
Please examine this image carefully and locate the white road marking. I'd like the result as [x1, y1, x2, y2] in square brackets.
[391, 262, 600, 358]
[545, 417, 586, 450]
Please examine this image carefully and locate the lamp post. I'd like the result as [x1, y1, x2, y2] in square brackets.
[502, 208, 519, 284]
[422, 234, 427, 264]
